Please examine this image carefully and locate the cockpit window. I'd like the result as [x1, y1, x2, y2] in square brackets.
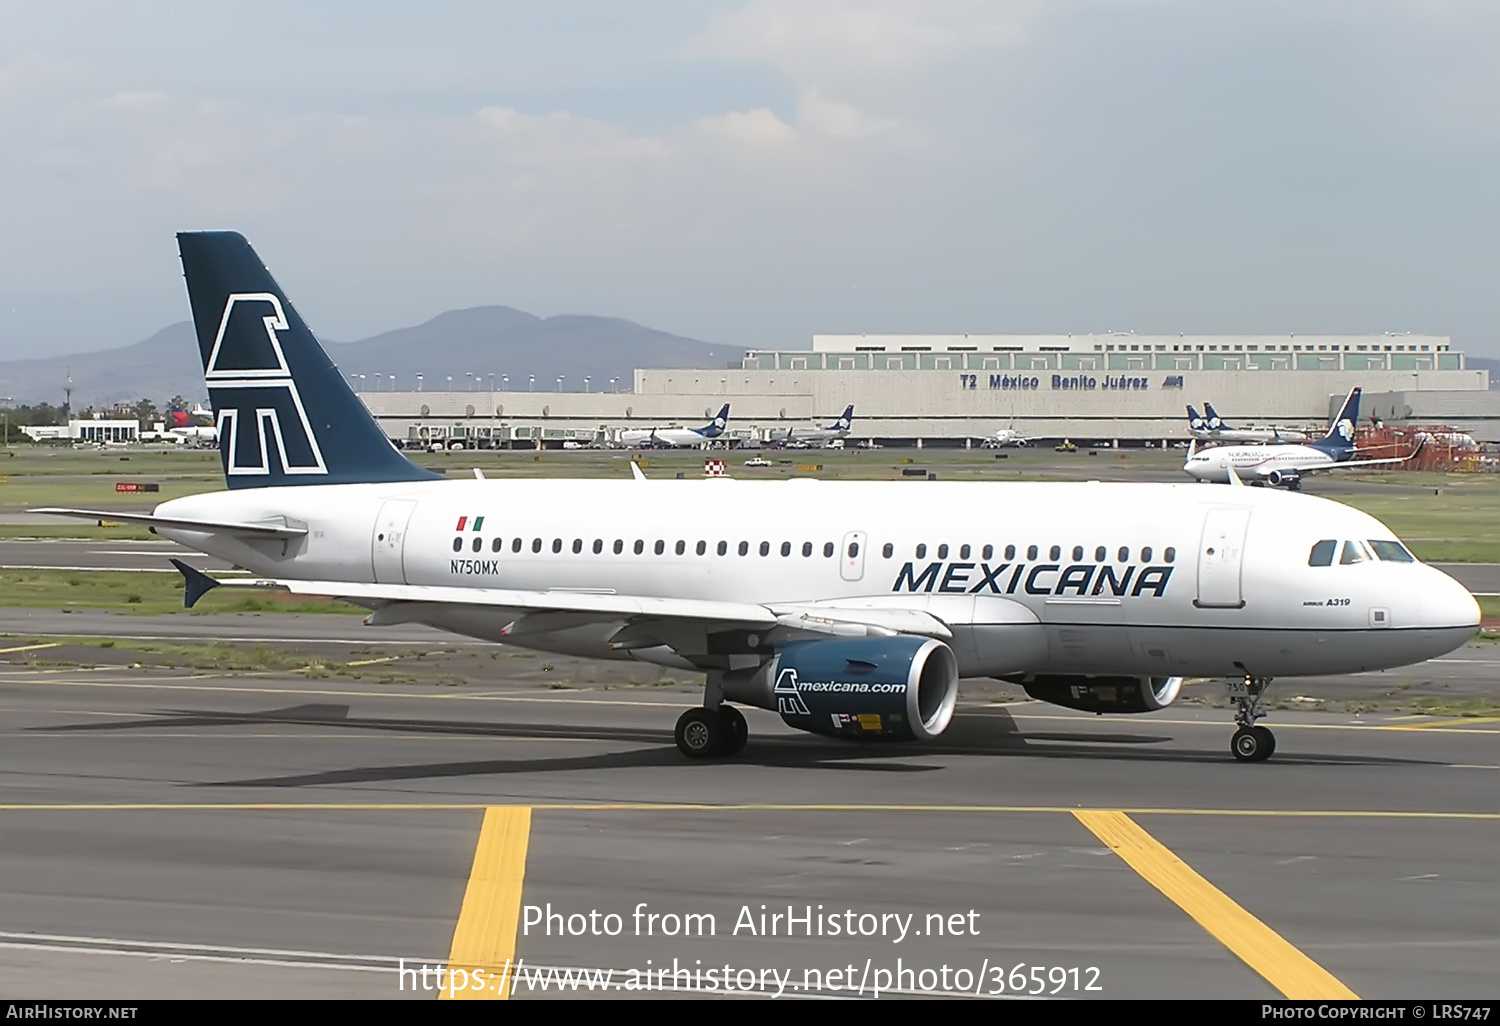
[1308, 540, 1336, 567]
[1368, 540, 1416, 563]
[1339, 540, 1367, 565]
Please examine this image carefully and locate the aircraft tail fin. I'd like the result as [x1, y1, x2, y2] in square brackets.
[1314, 387, 1362, 453]
[176, 232, 440, 489]
[1186, 406, 1205, 432]
[699, 404, 730, 438]
[1203, 401, 1229, 430]
[835, 405, 854, 430]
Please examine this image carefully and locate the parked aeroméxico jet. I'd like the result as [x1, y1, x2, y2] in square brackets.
[35, 233, 1480, 764]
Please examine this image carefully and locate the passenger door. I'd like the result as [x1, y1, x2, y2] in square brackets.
[372, 499, 417, 584]
[1195, 508, 1250, 608]
[840, 531, 867, 582]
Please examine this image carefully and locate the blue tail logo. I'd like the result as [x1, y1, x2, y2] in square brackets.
[178, 232, 440, 489]
[1186, 405, 1206, 431]
[834, 405, 854, 430]
[700, 404, 730, 438]
[1312, 387, 1361, 455]
[1203, 402, 1229, 430]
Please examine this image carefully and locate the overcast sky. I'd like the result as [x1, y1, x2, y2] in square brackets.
[2, 1, 1498, 358]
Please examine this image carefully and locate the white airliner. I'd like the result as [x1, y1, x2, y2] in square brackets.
[773, 406, 855, 447]
[982, 428, 1032, 448]
[616, 406, 730, 449]
[34, 233, 1480, 765]
[1187, 403, 1308, 443]
[1183, 388, 1423, 490]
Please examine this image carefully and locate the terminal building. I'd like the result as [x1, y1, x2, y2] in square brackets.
[356, 333, 1495, 448]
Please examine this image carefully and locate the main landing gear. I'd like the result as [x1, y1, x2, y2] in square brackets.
[674, 705, 747, 759]
[1227, 674, 1276, 762]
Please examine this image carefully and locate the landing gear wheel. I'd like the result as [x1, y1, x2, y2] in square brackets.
[718, 705, 748, 755]
[1231, 727, 1273, 762]
[675, 708, 727, 759]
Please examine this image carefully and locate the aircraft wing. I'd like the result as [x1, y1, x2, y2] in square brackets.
[1317, 438, 1426, 472]
[171, 565, 959, 653]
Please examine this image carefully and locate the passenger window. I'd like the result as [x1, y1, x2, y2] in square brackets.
[982, 544, 993, 560]
[938, 544, 949, 559]
[759, 541, 770, 556]
[739, 541, 749, 556]
[1095, 546, 1106, 561]
[882, 542, 893, 559]
[1072, 545, 1083, 561]
[634, 540, 644, 555]
[472, 537, 483, 553]
[613, 539, 623, 554]
[493, 537, 503, 553]
[675, 540, 685, 556]
[717, 541, 727, 556]
[1164, 547, 1175, 563]
[1142, 546, 1153, 562]
[513, 538, 523, 553]
[1027, 545, 1038, 560]
[572, 539, 582, 554]
[1004, 544, 1015, 560]
[532, 538, 542, 553]
[824, 542, 835, 558]
[452, 538, 463, 552]
[655, 540, 665, 555]
[848, 542, 860, 558]
[781, 541, 791, 557]
[593, 539, 603, 554]
[916, 543, 927, 559]
[1369, 540, 1416, 563]
[552, 538, 562, 553]
[1307, 541, 1335, 567]
[696, 541, 706, 556]
[960, 544, 970, 559]
[1049, 545, 1061, 561]
[807, 542, 816, 558]
[1339, 540, 1366, 565]
[1118, 547, 1129, 562]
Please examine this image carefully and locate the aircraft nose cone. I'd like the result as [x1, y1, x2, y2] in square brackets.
[1422, 566, 1481, 630]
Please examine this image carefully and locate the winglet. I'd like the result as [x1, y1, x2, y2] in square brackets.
[630, 461, 646, 481]
[170, 558, 221, 608]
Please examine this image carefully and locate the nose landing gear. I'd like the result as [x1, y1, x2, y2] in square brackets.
[1227, 675, 1275, 762]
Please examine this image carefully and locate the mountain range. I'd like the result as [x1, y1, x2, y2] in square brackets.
[0, 306, 739, 408]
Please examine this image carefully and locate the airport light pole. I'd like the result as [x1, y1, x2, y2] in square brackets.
[609, 377, 618, 393]
[557, 376, 564, 392]
[584, 376, 590, 393]
[416, 375, 423, 392]
[447, 376, 453, 391]
[502, 375, 508, 391]
[529, 375, 534, 391]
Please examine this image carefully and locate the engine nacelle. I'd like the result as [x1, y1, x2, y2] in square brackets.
[763, 636, 959, 741]
[1021, 675, 1183, 714]
[1267, 469, 1300, 488]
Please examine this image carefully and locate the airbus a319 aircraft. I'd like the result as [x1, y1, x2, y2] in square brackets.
[36, 233, 1481, 764]
[1183, 387, 1422, 490]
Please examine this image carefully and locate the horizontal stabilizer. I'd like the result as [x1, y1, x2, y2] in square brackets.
[29, 508, 308, 538]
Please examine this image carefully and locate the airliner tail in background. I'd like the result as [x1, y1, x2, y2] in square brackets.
[177, 231, 439, 489]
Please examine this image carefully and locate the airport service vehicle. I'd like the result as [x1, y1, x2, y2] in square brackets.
[1183, 389, 1423, 490]
[771, 406, 855, 447]
[616, 406, 730, 449]
[36, 233, 1480, 765]
[744, 457, 772, 467]
[1186, 403, 1308, 443]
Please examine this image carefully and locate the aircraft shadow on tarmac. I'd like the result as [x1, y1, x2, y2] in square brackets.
[28, 703, 1441, 787]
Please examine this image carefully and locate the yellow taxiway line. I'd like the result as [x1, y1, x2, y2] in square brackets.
[1074, 810, 1358, 999]
[443, 807, 532, 1001]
